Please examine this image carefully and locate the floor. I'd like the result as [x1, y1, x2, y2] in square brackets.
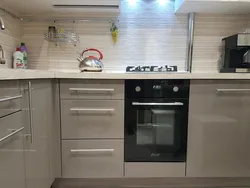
[51, 178, 250, 188]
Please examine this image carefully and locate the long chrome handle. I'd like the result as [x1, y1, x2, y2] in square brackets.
[69, 88, 114, 92]
[28, 81, 33, 143]
[217, 89, 250, 93]
[70, 108, 115, 112]
[0, 127, 24, 143]
[0, 95, 22, 102]
[70, 149, 114, 153]
[132, 102, 184, 106]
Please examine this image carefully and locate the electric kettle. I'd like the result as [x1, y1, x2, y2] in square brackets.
[77, 48, 104, 72]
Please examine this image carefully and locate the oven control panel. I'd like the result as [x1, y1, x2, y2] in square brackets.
[126, 79, 190, 99]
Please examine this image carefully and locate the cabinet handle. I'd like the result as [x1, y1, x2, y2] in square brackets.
[69, 88, 114, 92]
[0, 95, 22, 102]
[70, 108, 115, 113]
[0, 127, 24, 143]
[70, 149, 114, 154]
[217, 89, 250, 93]
[28, 81, 33, 143]
[132, 102, 184, 106]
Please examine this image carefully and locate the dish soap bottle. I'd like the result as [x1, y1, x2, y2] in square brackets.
[20, 42, 28, 68]
[13, 48, 24, 69]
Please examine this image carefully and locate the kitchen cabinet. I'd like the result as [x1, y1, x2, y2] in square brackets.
[0, 111, 26, 188]
[60, 79, 124, 178]
[175, 0, 250, 14]
[187, 80, 250, 177]
[21, 80, 55, 188]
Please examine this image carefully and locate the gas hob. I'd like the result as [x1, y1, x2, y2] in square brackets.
[126, 65, 178, 72]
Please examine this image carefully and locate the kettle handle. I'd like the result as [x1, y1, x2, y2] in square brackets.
[82, 48, 103, 60]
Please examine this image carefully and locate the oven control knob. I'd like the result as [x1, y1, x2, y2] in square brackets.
[135, 86, 141, 92]
[173, 86, 179, 92]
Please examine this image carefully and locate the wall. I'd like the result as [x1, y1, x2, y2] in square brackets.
[192, 14, 250, 73]
[0, 15, 20, 68]
[20, 1, 250, 73]
[21, 0, 188, 72]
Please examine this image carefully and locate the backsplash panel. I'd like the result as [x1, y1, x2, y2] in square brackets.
[0, 15, 20, 68]
[21, 0, 188, 72]
[18, 1, 250, 73]
[192, 14, 250, 73]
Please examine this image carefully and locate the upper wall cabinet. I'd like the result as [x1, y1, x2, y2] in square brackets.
[175, 0, 250, 14]
[1, 0, 120, 19]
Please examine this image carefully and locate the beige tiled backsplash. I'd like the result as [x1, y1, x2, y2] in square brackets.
[0, 16, 20, 69]
[192, 14, 250, 73]
[1, 0, 250, 72]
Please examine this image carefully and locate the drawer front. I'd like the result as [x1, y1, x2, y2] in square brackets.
[60, 80, 124, 100]
[61, 100, 124, 139]
[62, 139, 124, 178]
[0, 81, 21, 117]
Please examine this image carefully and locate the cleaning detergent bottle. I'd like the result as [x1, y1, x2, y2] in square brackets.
[20, 42, 28, 68]
[13, 48, 24, 69]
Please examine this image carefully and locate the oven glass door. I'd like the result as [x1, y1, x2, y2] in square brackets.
[125, 98, 188, 162]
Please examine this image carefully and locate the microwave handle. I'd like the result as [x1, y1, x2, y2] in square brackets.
[132, 102, 184, 106]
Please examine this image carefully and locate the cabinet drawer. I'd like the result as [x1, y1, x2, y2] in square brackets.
[0, 81, 21, 117]
[61, 100, 124, 139]
[60, 80, 124, 100]
[62, 139, 124, 178]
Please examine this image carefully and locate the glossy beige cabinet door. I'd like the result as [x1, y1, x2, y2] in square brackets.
[21, 80, 53, 188]
[0, 112, 26, 188]
[62, 139, 124, 178]
[187, 80, 250, 177]
[48, 80, 61, 179]
[61, 100, 124, 139]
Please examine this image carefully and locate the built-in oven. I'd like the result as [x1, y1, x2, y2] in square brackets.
[125, 80, 190, 162]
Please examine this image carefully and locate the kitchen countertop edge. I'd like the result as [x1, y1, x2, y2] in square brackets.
[0, 69, 250, 80]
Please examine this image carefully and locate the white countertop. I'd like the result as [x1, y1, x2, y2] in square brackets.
[0, 69, 54, 80]
[1, 69, 250, 80]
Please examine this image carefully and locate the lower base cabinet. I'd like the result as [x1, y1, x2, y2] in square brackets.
[62, 139, 124, 178]
[21, 80, 57, 188]
[187, 80, 250, 177]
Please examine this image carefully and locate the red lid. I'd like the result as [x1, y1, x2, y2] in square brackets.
[16, 48, 20, 51]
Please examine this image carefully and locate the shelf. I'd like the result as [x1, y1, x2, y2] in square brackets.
[44, 32, 80, 44]
[175, 0, 250, 14]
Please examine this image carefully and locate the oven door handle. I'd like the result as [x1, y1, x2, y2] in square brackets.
[132, 102, 184, 106]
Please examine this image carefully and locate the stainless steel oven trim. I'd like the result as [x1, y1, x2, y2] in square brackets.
[132, 102, 184, 106]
